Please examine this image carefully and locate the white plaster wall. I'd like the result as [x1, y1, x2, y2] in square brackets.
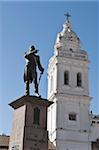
[55, 57, 89, 96]
[90, 124, 99, 141]
[56, 96, 90, 132]
[57, 140, 91, 150]
[48, 100, 57, 142]
[79, 101, 90, 132]
[48, 57, 58, 98]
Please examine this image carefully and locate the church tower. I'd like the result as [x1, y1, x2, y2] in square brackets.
[47, 14, 91, 150]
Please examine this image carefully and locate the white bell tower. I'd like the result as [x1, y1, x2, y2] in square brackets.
[48, 13, 91, 150]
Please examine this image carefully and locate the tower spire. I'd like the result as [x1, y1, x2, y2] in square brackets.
[64, 12, 71, 22]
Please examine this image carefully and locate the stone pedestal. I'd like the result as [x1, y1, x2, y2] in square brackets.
[9, 95, 53, 150]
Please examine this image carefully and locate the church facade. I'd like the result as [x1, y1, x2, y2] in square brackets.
[47, 15, 99, 150]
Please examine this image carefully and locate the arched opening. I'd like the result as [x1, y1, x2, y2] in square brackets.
[64, 71, 69, 85]
[77, 72, 82, 87]
[33, 107, 40, 125]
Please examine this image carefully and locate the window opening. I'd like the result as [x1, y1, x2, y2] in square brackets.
[77, 72, 82, 87]
[33, 107, 40, 125]
[69, 113, 76, 121]
[64, 71, 69, 85]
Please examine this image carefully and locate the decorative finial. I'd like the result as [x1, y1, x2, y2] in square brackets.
[64, 12, 71, 22]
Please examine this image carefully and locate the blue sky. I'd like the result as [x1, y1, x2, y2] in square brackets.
[0, 1, 99, 135]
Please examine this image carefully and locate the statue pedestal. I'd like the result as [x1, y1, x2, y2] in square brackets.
[9, 95, 53, 150]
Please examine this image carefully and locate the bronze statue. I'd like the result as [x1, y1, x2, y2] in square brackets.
[24, 45, 44, 96]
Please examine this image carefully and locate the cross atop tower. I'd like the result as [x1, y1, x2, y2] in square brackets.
[64, 12, 71, 21]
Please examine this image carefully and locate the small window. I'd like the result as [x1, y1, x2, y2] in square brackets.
[92, 121, 95, 124]
[33, 107, 40, 125]
[69, 113, 76, 121]
[77, 72, 82, 87]
[64, 71, 69, 85]
[70, 48, 73, 52]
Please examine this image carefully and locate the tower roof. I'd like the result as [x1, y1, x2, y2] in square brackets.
[54, 13, 81, 52]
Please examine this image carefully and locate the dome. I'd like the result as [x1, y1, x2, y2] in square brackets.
[54, 19, 81, 52]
